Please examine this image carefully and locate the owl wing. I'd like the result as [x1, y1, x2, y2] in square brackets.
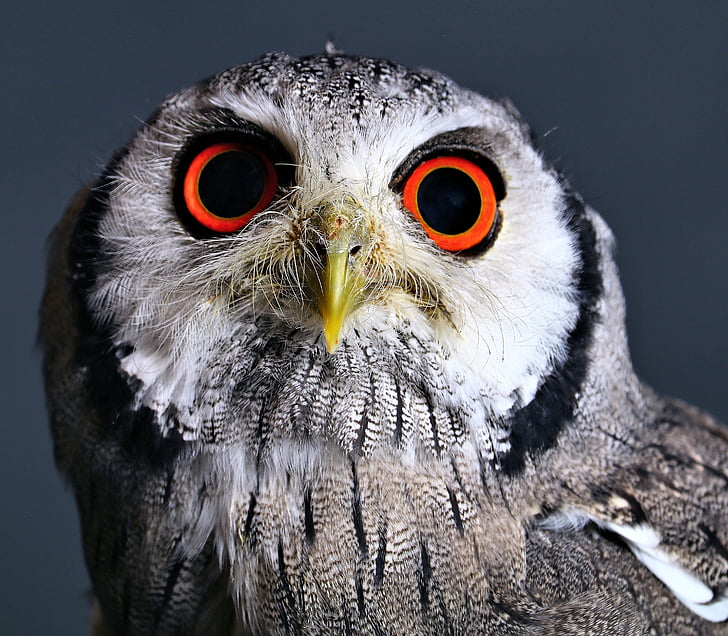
[69, 454, 233, 635]
[41, 189, 236, 635]
[540, 394, 728, 624]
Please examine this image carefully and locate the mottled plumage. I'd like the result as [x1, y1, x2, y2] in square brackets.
[41, 52, 728, 635]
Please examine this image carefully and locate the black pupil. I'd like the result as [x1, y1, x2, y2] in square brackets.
[416, 167, 481, 234]
[198, 149, 267, 218]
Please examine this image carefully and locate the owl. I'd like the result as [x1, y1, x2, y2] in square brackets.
[41, 52, 728, 635]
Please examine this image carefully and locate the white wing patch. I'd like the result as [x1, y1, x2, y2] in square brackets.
[601, 520, 728, 623]
[541, 510, 728, 622]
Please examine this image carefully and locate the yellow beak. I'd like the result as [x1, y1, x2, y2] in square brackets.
[318, 247, 355, 352]
[310, 211, 367, 353]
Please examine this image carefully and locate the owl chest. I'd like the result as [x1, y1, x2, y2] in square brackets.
[211, 443, 527, 633]
[123, 336, 531, 630]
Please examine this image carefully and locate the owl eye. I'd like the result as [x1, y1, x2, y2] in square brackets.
[402, 156, 498, 252]
[181, 141, 278, 233]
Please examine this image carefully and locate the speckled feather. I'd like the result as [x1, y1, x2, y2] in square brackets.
[41, 53, 727, 634]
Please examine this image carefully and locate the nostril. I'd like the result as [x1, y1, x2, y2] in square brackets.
[313, 241, 327, 258]
[311, 240, 362, 263]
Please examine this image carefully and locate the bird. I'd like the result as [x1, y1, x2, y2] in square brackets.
[40, 51, 728, 635]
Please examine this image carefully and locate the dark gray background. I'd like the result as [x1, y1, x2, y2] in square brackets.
[2, 1, 725, 633]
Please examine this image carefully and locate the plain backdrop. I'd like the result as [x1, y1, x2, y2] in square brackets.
[2, 1, 726, 633]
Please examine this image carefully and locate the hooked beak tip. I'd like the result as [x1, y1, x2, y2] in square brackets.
[324, 330, 341, 354]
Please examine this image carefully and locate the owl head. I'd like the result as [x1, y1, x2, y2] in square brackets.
[69, 52, 608, 467]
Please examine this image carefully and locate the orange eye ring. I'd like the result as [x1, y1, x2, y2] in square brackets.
[182, 141, 278, 233]
[402, 156, 497, 251]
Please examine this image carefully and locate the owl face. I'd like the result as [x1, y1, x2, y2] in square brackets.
[82, 53, 588, 458]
